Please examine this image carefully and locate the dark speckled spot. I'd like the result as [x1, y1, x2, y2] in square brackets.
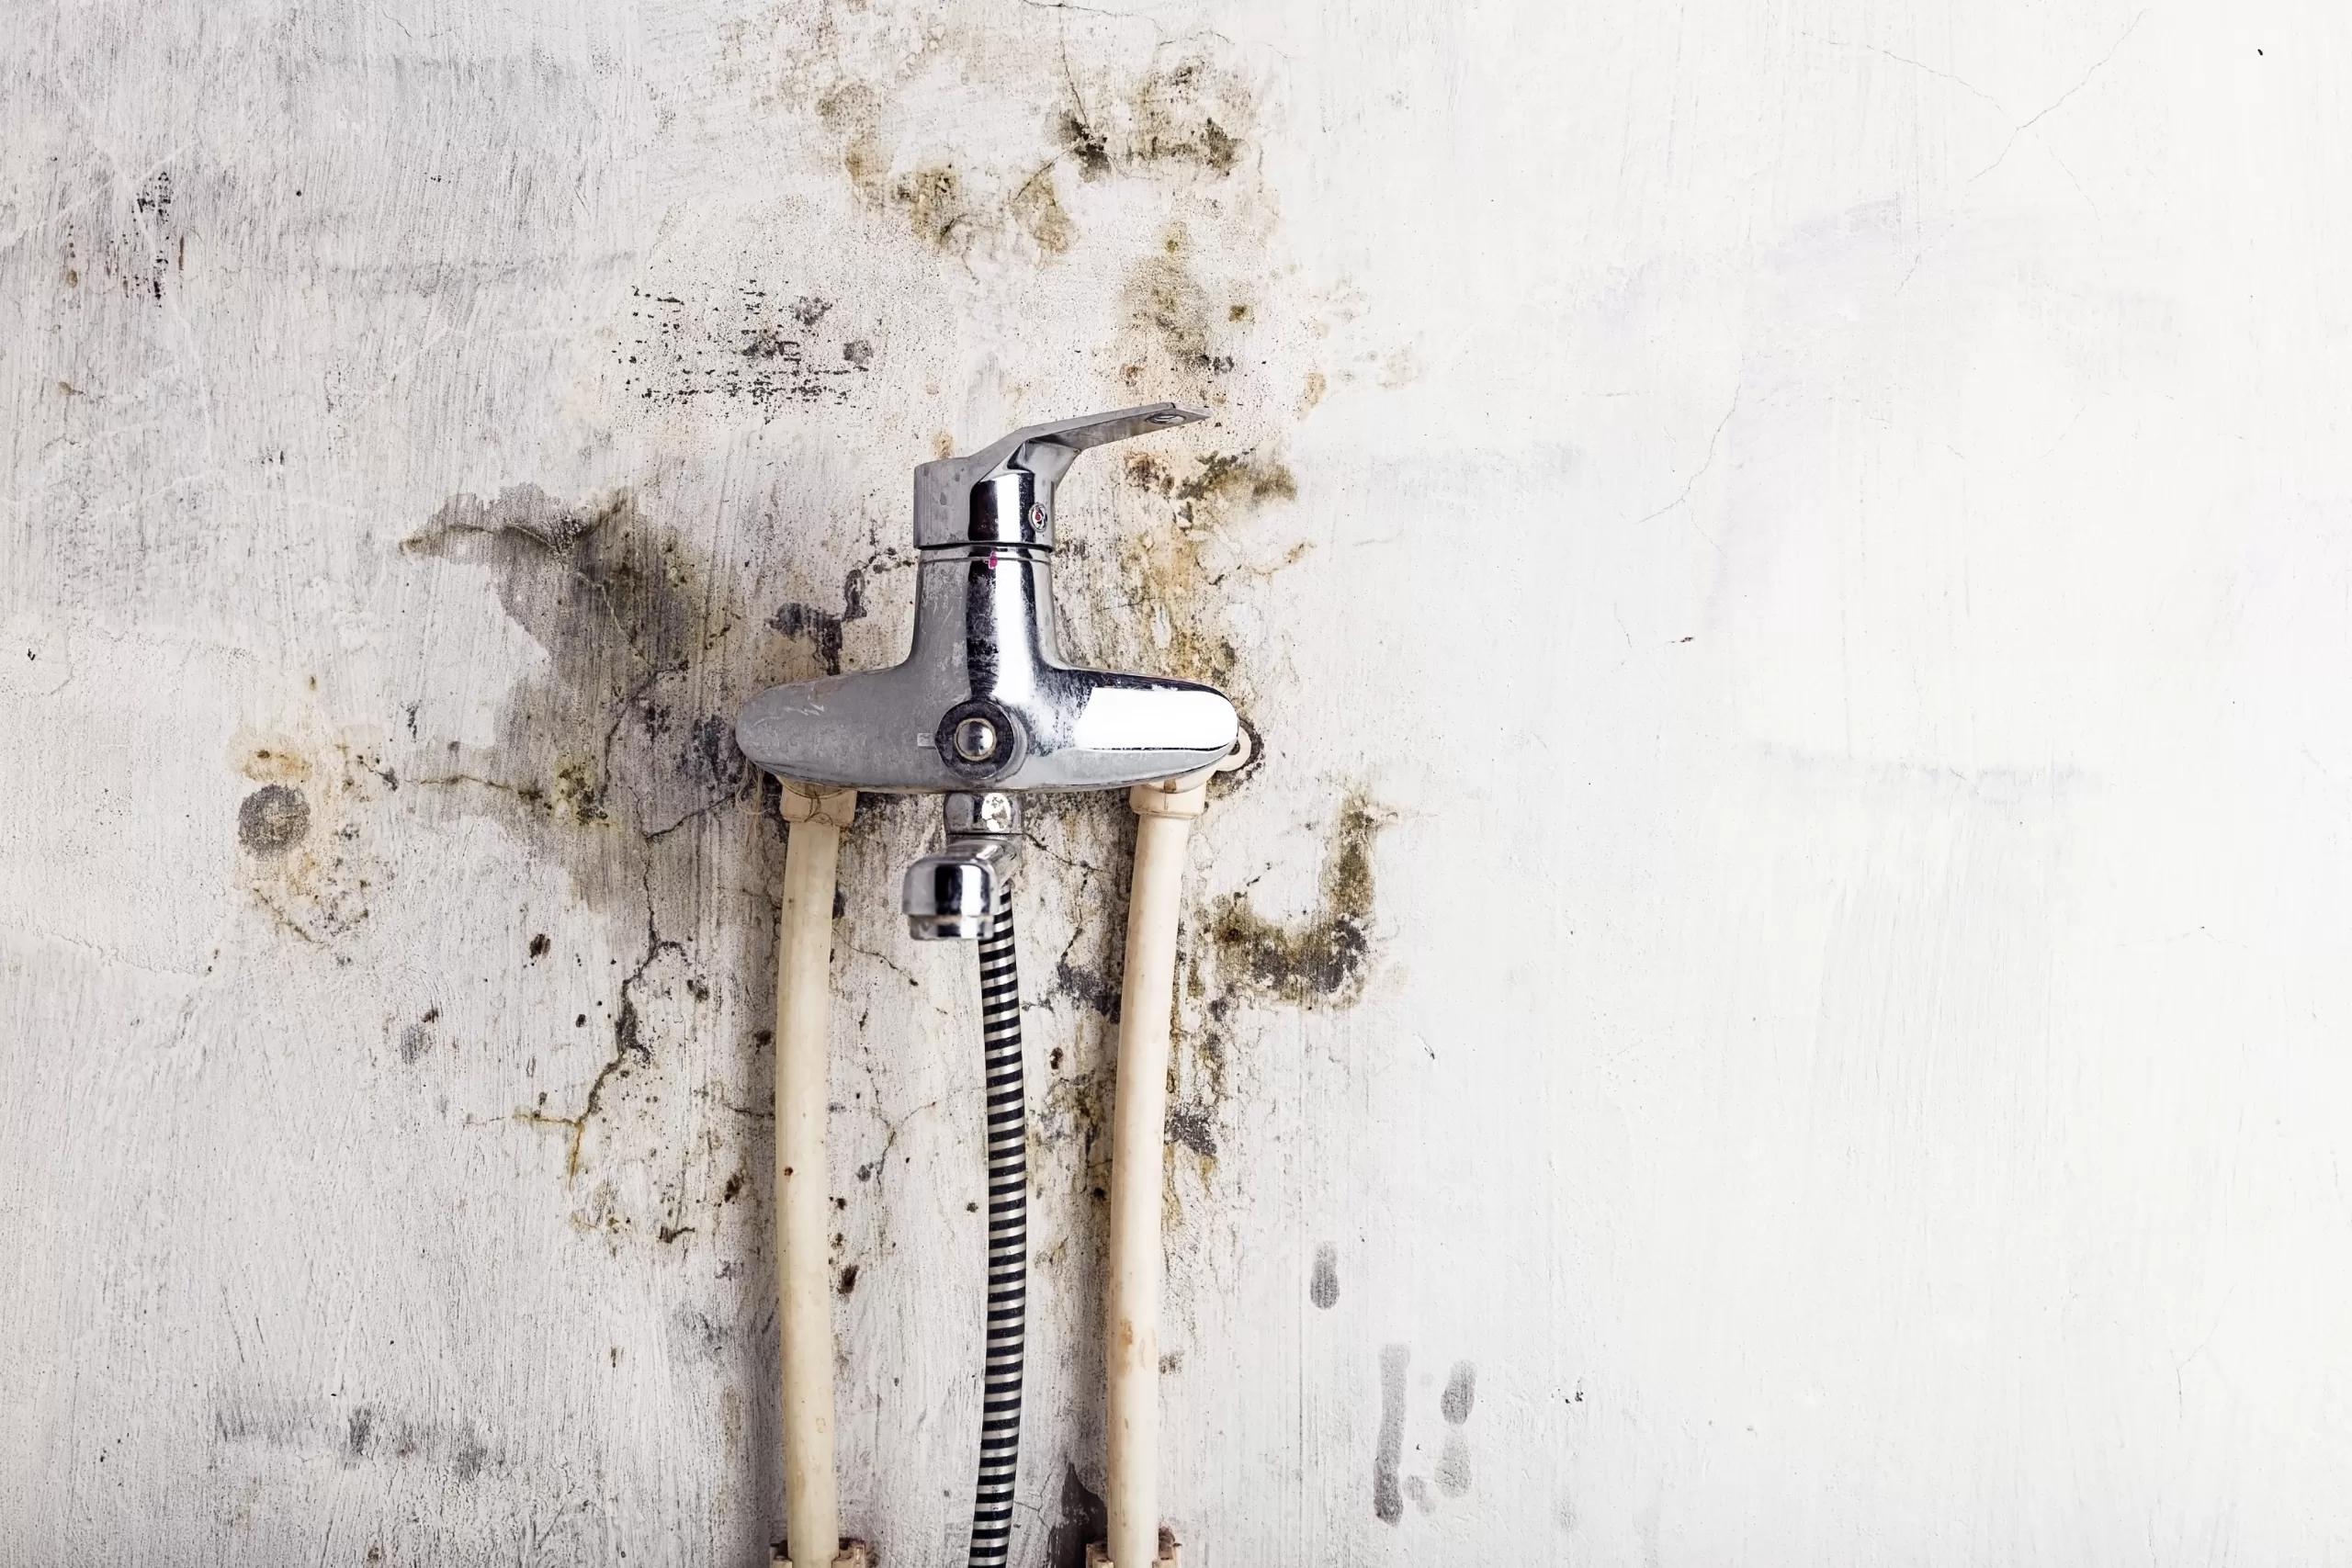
[1310, 1243, 1340, 1309]
[238, 784, 310, 856]
[1441, 1360, 1476, 1424]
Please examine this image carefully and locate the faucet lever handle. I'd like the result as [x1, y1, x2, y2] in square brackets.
[913, 402, 1207, 548]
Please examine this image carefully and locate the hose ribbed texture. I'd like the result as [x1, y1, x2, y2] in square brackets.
[967, 880, 1026, 1568]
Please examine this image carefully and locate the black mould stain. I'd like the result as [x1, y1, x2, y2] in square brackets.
[403, 486, 745, 1211]
[405, 485, 730, 843]
[62, 169, 179, 306]
[1374, 1344, 1408, 1525]
[1051, 954, 1121, 1021]
[1045, 1462, 1109, 1568]
[1310, 1243, 1340, 1309]
[1164, 1105, 1216, 1158]
[836, 1262, 859, 1296]
[768, 564, 869, 679]
[617, 284, 873, 415]
[238, 784, 311, 856]
[1209, 791, 1389, 1009]
[1057, 112, 1113, 178]
[683, 714, 746, 796]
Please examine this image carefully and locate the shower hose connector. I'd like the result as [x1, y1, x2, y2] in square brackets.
[905, 792, 1024, 942]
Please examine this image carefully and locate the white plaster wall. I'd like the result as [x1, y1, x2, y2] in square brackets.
[6, 0, 2350, 1562]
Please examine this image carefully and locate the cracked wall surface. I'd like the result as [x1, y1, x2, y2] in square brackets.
[7, 0, 2352, 1563]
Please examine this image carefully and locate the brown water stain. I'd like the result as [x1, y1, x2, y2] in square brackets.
[743, 9, 1263, 264]
[1056, 49, 1254, 181]
[1120, 233, 1236, 381]
[1075, 444, 1304, 693]
[1010, 166, 1078, 254]
[891, 164, 972, 251]
[232, 737, 395, 953]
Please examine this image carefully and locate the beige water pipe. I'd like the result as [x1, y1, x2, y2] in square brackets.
[772, 784, 865, 1568]
[1099, 740, 1242, 1568]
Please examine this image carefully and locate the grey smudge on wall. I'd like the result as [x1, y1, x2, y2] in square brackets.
[1374, 1343, 1408, 1525]
[670, 1303, 730, 1362]
[237, 784, 311, 855]
[1440, 1360, 1476, 1424]
[1436, 1359, 1476, 1495]
[1436, 1431, 1471, 1498]
[404, 484, 707, 832]
[1309, 1243, 1339, 1308]
[345, 1406, 372, 1463]
[217, 1396, 494, 1483]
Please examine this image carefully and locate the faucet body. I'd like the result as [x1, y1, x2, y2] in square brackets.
[735, 404, 1238, 797]
[737, 404, 1239, 937]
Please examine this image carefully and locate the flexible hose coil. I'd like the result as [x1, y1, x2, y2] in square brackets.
[967, 881, 1027, 1568]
